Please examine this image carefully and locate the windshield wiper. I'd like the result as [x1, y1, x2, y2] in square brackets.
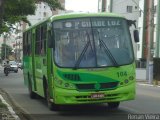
[97, 31, 119, 67]
[73, 32, 94, 70]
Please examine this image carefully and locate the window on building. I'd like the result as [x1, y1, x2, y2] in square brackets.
[139, 10, 142, 17]
[154, 5, 157, 14]
[137, 44, 140, 51]
[135, 6, 138, 10]
[43, 12, 47, 17]
[127, 6, 133, 13]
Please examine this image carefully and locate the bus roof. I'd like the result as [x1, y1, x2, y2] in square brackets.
[51, 12, 125, 21]
[24, 12, 125, 32]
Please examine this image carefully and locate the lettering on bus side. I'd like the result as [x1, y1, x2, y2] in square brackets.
[117, 71, 127, 78]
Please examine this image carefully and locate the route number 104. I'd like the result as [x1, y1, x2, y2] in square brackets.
[117, 71, 127, 77]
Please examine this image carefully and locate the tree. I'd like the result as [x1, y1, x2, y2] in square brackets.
[0, 0, 4, 32]
[1, 43, 12, 60]
[35, 0, 63, 10]
[0, 0, 63, 34]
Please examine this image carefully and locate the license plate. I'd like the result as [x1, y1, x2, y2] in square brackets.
[91, 93, 105, 99]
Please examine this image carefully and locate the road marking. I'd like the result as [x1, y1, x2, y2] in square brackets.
[0, 94, 20, 120]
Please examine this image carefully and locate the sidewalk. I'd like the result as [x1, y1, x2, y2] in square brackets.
[137, 80, 160, 87]
[0, 89, 31, 120]
[0, 89, 20, 120]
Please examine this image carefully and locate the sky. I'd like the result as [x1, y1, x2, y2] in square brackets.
[65, 0, 99, 13]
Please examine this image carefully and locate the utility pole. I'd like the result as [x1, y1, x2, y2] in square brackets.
[155, 0, 160, 57]
[146, 0, 154, 84]
[102, 0, 106, 12]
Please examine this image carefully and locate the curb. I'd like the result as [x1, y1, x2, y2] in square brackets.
[0, 94, 20, 120]
[137, 83, 160, 88]
[0, 88, 35, 120]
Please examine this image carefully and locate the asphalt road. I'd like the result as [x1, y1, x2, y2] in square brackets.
[0, 68, 160, 120]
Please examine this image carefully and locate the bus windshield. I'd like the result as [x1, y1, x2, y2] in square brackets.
[53, 17, 134, 68]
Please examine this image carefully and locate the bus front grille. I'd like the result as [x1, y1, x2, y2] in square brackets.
[64, 74, 80, 81]
[100, 82, 119, 89]
[75, 82, 119, 91]
[76, 84, 95, 90]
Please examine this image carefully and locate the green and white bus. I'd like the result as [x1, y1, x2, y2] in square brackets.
[23, 12, 139, 110]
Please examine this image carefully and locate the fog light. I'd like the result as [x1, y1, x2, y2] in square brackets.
[124, 79, 129, 84]
[129, 76, 134, 80]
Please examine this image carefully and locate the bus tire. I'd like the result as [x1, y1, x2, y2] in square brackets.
[44, 81, 59, 111]
[108, 102, 120, 109]
[28, 74, 37, 99]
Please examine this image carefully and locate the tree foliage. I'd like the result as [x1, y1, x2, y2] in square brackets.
[0, 0, 63, 34]
[35, 0, 63, 10]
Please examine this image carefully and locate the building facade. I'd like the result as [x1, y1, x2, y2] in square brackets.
[0, 1, 65, 62]
[98, 0, 160, 62]
[137, 0, 157, 60]
[98, 0, 140, 59]
[27, 0, 65, 26]
[18, 0, 65, 61]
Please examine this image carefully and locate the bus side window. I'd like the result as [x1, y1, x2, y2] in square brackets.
[26, 32, 29, 55]
[23, 33, 26, 55]
[40, 25, 47, 55]
[35, 27, 41, 55]
[28, 31, 32, 56]
[40, 26, 43, 55]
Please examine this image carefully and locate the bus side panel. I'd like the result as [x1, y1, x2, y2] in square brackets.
[23, 56, 30, 86]
[47, 48, 54, 98]
[31, 30, 37, 92]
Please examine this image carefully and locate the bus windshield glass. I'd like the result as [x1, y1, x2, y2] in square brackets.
[53, 17, 134, 68]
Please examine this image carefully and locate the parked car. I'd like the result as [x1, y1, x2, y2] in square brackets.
[9, 61, 18, 73]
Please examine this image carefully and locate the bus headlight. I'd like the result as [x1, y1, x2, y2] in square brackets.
[119, 76, 135, 86]
[55, 78, 75, 89]
[64, 83, 75, 89]
[129, 76, 134, 80]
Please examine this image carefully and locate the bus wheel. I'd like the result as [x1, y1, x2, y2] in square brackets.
[108, 102, 120, 109]
[45, 84, 59, 111]
[28, 75, 37, 99]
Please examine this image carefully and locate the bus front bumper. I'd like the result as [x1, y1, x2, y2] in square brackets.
[53, 83, 135, 104]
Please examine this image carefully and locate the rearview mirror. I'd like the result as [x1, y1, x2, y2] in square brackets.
[134, 30, 139, 43]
